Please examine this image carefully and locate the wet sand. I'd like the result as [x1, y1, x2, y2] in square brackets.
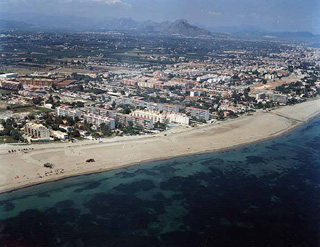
[1, 98, 320, 194]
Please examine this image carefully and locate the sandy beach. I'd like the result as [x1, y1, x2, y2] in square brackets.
[1, 98, 320, 194]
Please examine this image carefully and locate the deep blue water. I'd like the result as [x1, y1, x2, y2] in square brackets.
[0, 117, 320, 247]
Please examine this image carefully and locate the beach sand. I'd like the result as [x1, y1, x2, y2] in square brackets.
[1, 98, 320, 194]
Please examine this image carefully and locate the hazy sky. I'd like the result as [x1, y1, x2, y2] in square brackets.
[1, 0, 320, 33]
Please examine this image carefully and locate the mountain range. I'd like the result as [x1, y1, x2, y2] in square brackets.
[0, 12, 318, 41]
[0, 13, 214, 37]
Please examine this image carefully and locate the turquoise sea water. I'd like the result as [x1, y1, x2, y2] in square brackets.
[0, 117, 320, 247]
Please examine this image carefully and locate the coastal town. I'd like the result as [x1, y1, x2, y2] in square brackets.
[0, 30, 320, 195]
[0, 32, 320, 144]
[1, 0, 320, 245]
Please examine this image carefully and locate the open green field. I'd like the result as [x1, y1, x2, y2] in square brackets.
[0, 135, 17, 144]
[0, 105, 54, 115]
[10, 106, 53, 114]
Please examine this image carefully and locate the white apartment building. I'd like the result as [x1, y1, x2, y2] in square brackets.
[167, 113, 190, 125]
[25, 122, 50, 139]
[56, 106, 82, 119]
[132, 110, 167, 124]
[84, 114, 115, 130]
[186, 107, 210, 121]
[132, 116, 154, 130]
[86, 106, 108, 117]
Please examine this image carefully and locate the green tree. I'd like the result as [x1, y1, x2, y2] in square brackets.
[11, 129, 21, 141]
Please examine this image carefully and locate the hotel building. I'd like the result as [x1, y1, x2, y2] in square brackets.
[185, 107, 210, 121]
[25, 122, 50, 139]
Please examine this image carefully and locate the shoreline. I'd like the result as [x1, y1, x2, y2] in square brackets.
[1, 99, 320, 195]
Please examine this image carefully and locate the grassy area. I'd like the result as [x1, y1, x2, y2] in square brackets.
[9, 106, 53, 114]
[0, 135, 17, 144]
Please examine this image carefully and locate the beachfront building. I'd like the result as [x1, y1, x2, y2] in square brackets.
[167, 113, 190, 125]
[56, 106, 82, 120]
[114, 113, 153, 130]
[131, 110, 167, 124]
[268, 93, 288, 105]
[84, 113, 115, 130]
[51, 130, 68, 140]
[185, 107, 210, 121]
[114, 113, 133, 127]
[25, 122, 50, 139]
[132, 116, 154, 130]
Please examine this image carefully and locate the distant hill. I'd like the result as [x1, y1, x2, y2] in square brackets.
[0, 12, 317, 41]
[154, 19, 211, 36]
[98, 19, 213, 37]
[0, 12, 219, 37]
[0, 19, 32, 30]
[207, 25, 317, 41]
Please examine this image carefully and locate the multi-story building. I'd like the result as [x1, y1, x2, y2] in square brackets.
[18, 78, 54, 88]
[132, 116, 154, 130]
[186, 107, 210, 121]
[145, 102, 163, 112]
[86, 106, 108, 117]
[269, 93, 288, 105]
[84, 114, 115, 130]
[122, 79, 138, 86]
[162, 104, 179, 113]
[132, 110, 167, 124]
[0, 80, 22, 91]
[56, 106, 82, 119]
[25, 122, 50, 139]
[190, 90, 203, 97]
[114, 113, 133, 127]
[111, 96, 131, 106]
[137, 81, 155, 88]
[167, 113, 190, 125]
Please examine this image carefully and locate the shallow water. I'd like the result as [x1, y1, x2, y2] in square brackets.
[0, 117, 320, 247]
